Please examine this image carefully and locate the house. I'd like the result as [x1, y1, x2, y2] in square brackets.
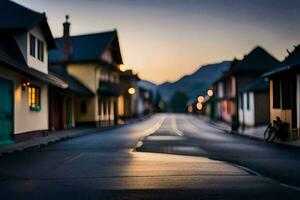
[49, 16, 123, 127]
[215, 47, 280, 124]
[118, 70, 140, 121]
[49, 66, 94, 130]
[264, 45, 300, 137]
[0, 0, 67, 144]
[238, 78, 270, 127]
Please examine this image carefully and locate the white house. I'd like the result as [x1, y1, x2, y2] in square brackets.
[238, 79, 270, 127]
[0, 0, 67, 144]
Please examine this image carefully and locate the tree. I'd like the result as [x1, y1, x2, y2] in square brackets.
[169, 91, 188, 113]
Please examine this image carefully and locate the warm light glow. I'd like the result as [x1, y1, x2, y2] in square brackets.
[128, 87, 135, 95]
[119, 64, 127, 72]
[188, 105, 193, 113]
[196, 102, 203, 110]
[207, 89, 213, 97]
[198, 96, 204, 103]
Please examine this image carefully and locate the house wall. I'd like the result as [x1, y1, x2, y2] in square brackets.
[270, 80, 292, 126]
[0, 67, 49, 134]
[67, 63, 97, 92]
[14, 26, 48, 74]
[67, 63, 98, 123]
[221, 99, 235, 123]
[238, 92, 255, 126]
[74, 96, 97, 123]
[217, 82, 224, 98]
[254, 92, 270, 126]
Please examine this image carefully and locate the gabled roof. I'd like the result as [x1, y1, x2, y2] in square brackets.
[0, 0, 56, 49]
[231, 46, 280, 73]
[263, 45, 300, 78]
[49, 66, 94, 96]
[49, 30, 123, 64]
[280, 45, 300, 67]
[0, 33, 67, 88]
[241, 78, 269, 93]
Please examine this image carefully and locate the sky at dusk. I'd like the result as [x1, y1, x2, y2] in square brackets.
[14, 0, 300, 84]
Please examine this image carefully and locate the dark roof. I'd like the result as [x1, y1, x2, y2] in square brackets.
[231, 46, 280, 73]
[120, 70, 140, 81]
[263, 64, 300, 77]
[241, 78, 269, 93]
[0, 33, 67, 89]
[49, 66, 94, 96]
[263, 45, 300, 77]
[280, 45, 300, 67]
[49, 31, 122, 64]
[0, 0, 56, 49]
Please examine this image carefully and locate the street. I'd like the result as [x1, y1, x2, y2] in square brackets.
[1, 114, 300, 199]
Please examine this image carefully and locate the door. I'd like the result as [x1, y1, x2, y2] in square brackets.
[0, 77, 14, 144]
[66, 97, 72, 128]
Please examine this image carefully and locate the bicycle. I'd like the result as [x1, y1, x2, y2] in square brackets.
[264, 117, 289, 142]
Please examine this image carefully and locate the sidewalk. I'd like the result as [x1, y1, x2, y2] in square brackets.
[197, 115, 300, 148]
[0, 127, 111, 156]
[0, 115, 152, 156]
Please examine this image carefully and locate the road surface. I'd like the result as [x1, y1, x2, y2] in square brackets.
[0, 114, 300, 199]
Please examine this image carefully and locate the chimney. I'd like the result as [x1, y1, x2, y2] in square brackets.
[62, 15, 72, 61]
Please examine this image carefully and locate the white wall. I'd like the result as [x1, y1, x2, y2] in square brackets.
[238, 92, 255, 126]
[0, 67, 49, 134]
[27, 26, 48, 74]
[217, 82, 224, 98]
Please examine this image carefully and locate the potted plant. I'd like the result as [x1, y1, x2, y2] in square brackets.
[231, 113, 240, 132]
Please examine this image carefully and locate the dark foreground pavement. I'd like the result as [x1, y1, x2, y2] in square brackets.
[0, 114, 300, 199]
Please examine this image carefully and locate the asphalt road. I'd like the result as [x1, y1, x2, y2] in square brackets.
[0, 114, 300, 199]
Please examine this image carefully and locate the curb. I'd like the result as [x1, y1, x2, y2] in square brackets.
[206, 118, 300, 149]
[0, 115, 153, 157]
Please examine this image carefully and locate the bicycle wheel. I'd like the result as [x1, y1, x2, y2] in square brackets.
[264, 125, 272, 141]
[266, 127, 275, 142]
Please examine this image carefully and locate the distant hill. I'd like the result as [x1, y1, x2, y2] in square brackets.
[158, 61, 231, 103]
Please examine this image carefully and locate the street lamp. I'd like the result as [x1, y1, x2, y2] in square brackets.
[128, 87, 135, 95]
[196, 102, 203, 110]
[119, 64, 127, 72]
[207, 89, 213, 97]
[198, 96, 204, 103]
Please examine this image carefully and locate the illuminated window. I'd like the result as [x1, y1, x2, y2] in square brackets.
[28, 86, 41, 111]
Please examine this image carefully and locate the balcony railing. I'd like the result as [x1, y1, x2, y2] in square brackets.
[98, 80, 121, 96]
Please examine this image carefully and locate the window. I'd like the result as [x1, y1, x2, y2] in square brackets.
[28, 86, 41, 111]
[246, 92, 250, 110]
[30, 34, 36, 57]
[273, 80, 281, 109]
[37, 39, 44, 61]
[282, 79, 291, 109]
[239, 95, 243, 110]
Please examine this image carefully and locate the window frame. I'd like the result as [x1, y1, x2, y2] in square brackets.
[29, 34, 36, 57]
[37, 39, 44, 62]
[28, 85, 41, 111]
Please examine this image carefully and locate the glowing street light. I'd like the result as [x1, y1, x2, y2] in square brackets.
[128, 87, 135, 95]
[207, 89, 213, 97]
[196, 102, 203, 110]
[119, 64, 127, 72]
[198, 96, 204, 103]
